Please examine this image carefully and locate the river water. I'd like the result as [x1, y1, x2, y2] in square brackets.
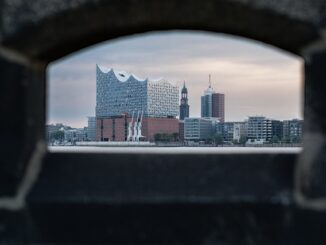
[49, 146, 302, 154]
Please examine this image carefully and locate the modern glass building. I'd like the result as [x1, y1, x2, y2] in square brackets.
[184, 117, 215, 141]
[201, 76, 225, 121]
[201, 86, 214, 117]
[96, 65, 179, 118]
[87, 116, 96, 141]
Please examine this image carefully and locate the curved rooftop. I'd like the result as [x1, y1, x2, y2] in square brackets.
[97, 64, 165, 83]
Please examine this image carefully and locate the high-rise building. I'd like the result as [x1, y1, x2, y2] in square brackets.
[179, 81, 189, 120]
[212, 93, 225, 122]
[201, 75, 225, 121]
[96, 65, 179, 118]
[201, 76, 214, 117]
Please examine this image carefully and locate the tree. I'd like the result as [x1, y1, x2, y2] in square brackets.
[239, 136, 247, 146]
[271, 135, 280, 144]
[154, 133, 178, 142]
[213, 134, 224, 146]
[282, 136, 290, 144]
[291, 136, 302, 144]
[206, 136, 213, 145]
[154, 133, 162, 142]
[172, 133, 179, 142]
[50, 130, 64, 143]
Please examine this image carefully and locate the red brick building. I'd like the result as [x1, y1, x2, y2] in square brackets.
[96, 115, 179, 142]
[212, 93, 225, 122]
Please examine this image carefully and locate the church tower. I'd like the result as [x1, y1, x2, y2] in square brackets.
[180, 81, 190, 120]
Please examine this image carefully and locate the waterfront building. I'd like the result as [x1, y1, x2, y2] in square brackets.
[215, 121, 247, 143]
[96, 65, 179, 118]
[95, 65, 180, 142]
[64, 128, 87, 143]
[247, 116, 272, 142]
[271, 120, 283, 141]
[283, 119, 303, 143]
[184, 117, 215, 141]
[96, 115, 178, 142]
[87, 116, 96, 141]
[222, 122, 235, 142]
[46, 123, 71, 143]
[233, 122, 247, 143]
[179, 82, 189, 120]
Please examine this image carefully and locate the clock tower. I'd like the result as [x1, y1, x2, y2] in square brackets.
[179, 81, 190, 120]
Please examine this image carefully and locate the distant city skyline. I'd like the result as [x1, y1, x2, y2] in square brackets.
[48, 30, 303, 128]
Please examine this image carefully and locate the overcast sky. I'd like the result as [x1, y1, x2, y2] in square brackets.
[48, 30, 303, 128]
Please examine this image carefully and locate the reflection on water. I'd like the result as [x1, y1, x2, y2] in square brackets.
[49, 146, 301, 154]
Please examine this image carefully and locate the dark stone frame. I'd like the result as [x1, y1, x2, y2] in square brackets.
[1, 0, 326, 243]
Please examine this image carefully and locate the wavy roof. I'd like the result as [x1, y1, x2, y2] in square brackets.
[97, 64, 165, 83]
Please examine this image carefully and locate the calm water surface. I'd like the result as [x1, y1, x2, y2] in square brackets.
[49, 146, 301, 154]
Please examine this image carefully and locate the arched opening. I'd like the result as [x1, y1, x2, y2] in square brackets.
[47, 30, 303, 151]
[2, 1, 326, 243]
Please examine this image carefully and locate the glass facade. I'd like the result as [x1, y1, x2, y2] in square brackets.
[87, 116, 97, 141]
[184, 117, 214, 141]
[96, 65, 179, 118]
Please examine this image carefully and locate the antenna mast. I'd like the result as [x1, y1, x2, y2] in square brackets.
[209, 74, 211, 88]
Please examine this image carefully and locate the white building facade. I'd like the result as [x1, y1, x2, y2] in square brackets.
[233, 122, 247, 142]
[96, 65, 179, 118]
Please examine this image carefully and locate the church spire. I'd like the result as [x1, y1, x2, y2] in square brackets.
[180, 81, 189, 120]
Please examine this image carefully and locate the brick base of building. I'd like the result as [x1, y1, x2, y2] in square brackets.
[96, 116, 179, 142]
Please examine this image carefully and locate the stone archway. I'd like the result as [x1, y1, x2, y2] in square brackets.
[1, 0, 326, 243]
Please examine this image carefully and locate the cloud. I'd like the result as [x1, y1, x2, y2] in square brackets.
[48, 31, 302, 128]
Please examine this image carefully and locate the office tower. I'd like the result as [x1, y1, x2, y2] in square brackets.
[201, 74, 225, 121]
[212, 93, 225, 122]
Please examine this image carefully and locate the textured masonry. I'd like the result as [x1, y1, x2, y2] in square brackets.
[1, 0, 326, 243]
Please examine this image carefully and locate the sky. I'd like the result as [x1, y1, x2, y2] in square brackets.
[47, 30, 303, 128]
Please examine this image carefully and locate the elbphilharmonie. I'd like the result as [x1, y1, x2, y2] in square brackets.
[96, 65, 179, 118]
[95, 65, 180, 142]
